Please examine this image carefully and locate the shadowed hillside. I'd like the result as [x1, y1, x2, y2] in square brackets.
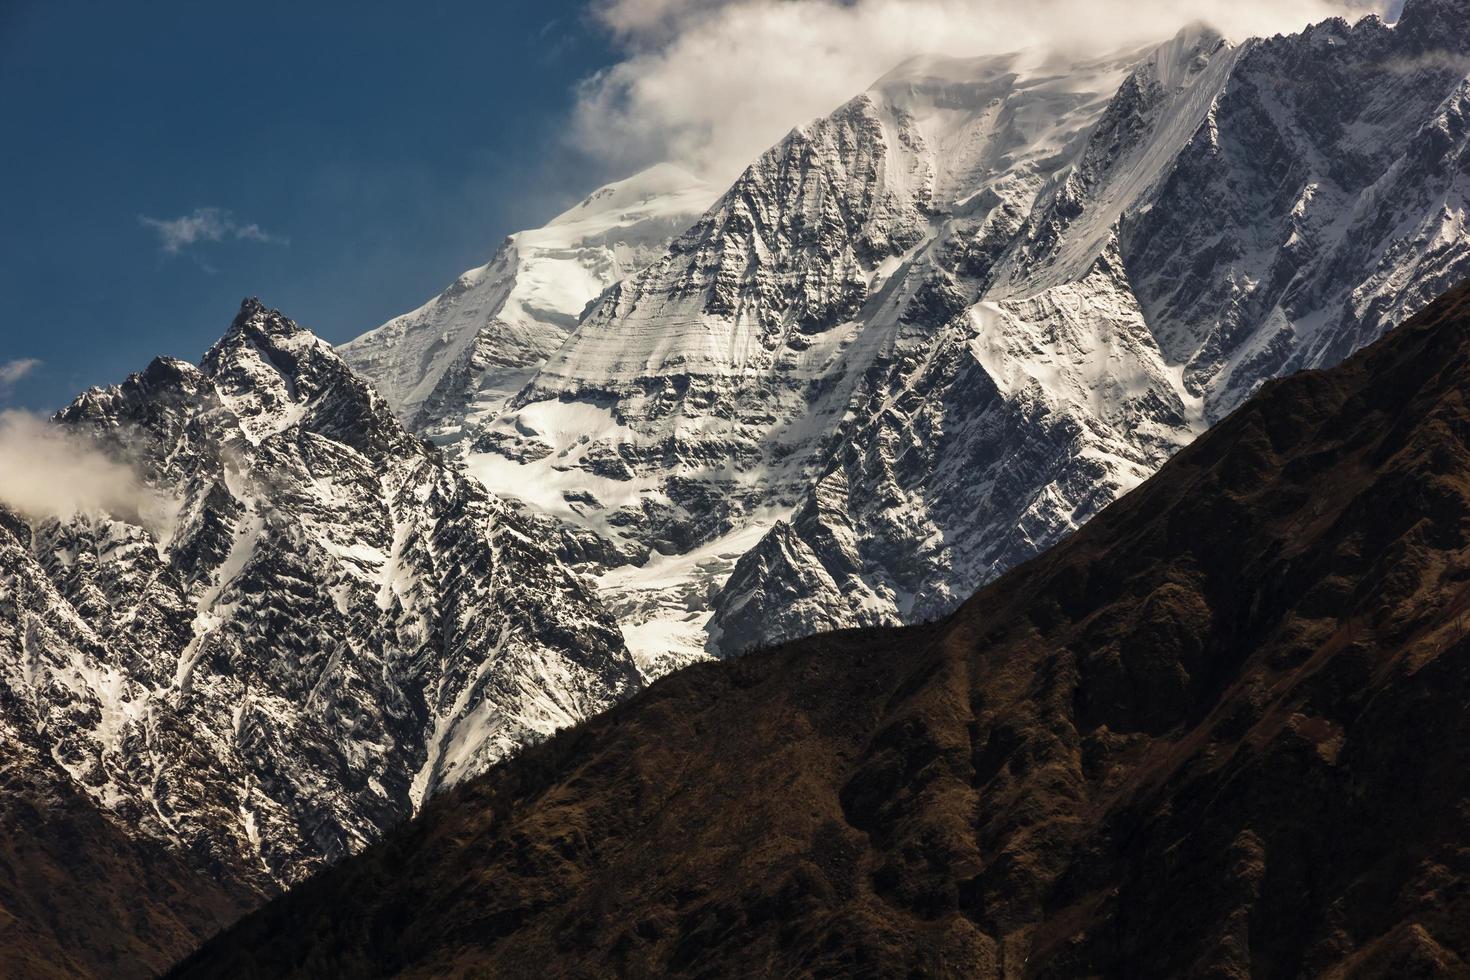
[0, 737, 257, 979]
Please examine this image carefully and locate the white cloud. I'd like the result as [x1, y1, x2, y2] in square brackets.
[0, 411, 178, 535]
[139, 207, 284, 254]
[576, 0, 1391, 182]
[1385, 49, 1470, 75]
[0, 358, 41, 395]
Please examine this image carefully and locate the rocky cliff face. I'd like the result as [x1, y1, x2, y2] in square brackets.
[461, 44, 1147, 670]
[0, 299, 639, 894]
[174, 280, 1470, 980]
[717, 7, 1470, 655]
[714, 2, 1470, 652]
[363, 3, 1470, 664]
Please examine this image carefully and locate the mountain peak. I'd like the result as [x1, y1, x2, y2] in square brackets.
[204, 299, 321, 382]
[222, 296, 308, 345]
[197, 300, 384, 446]
[339, 165, 713, 431]
[1139, 20, 1231, 90]
[6, 291, 643, 912]
[868, 49, 1028, 96]
[235, 294, 268, 318]
[545, 163, 711, 229]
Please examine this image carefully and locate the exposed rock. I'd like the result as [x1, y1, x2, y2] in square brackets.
[0, 299, 640, 897]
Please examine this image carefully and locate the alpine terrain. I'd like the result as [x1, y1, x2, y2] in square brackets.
[339, 164, 714, 443]
[0, 298, 641, 929]
[3, 0, 1470, 973]
[175, 279, 1470, 979]
[345, 0, 1470, 665]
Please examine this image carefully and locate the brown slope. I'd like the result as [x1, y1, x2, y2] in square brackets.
[172, 281, 1470, 979]
[0, 738, 258, 980]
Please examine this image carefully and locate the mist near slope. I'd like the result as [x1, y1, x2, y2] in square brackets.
[0, 411, 177, 536]
[576, 0, 1393, 182]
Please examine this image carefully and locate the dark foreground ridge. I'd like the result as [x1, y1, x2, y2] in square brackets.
[176, 283, 1470, 977]
[0, 738, 254, 979]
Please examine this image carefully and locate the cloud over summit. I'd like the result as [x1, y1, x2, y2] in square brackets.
[575, 0, 1392, 182]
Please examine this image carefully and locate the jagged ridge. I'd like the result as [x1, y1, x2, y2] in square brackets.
[0, 299, 640, 897]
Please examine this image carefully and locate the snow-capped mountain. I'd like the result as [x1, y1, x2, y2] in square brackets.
[369, 0, 1470, 662]
[5, 3, 1469, 962]
[0, 299, 639, 892]
[715, 0, 1470, 651]
[339, 164, 714, 439]
[462, 44, 1150, 671]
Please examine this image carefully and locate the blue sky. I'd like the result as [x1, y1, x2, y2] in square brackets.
[0, 0, 624, 411]
[0, 0, 1379, 412]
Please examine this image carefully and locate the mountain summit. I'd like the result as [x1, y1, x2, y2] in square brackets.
[0, 300, 640, 901]
[7, 4, 1470, 973]
[339, 165, 714, 436]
